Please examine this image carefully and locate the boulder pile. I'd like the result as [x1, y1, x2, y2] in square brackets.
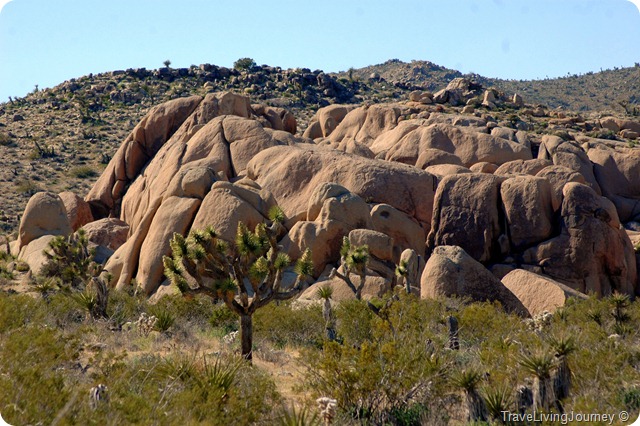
[13, 90, 640, 316]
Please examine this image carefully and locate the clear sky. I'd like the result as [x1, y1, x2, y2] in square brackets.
[1, 0, 639, 101]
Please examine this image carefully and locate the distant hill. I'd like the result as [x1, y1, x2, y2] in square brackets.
[338, 59, 640, 113]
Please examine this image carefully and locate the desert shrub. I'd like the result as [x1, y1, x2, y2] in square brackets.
[209, 301, 239, 334]
[0, 132, 14, 146]
[304, 295, 453, 424]
[70, 165, 98, 179]
[588, 129, 618, 140]
[0, 324, 80, 425]
[150, 307, 175, 332]
[234, 57, 256, 71]
[254, 301, 324, 349]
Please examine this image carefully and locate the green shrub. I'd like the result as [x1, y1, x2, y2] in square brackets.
[233, 57, 256, 71]
[70, 165, 98, 179]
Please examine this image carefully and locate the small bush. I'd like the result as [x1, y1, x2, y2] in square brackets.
[233, 57, 256, 71]
[70, 165, 98, 179]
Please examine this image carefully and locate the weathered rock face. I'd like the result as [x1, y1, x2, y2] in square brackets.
[501, 269, 587, 316]
[303, 104, 355, 139]
[59, 191, 93, 231]
[16, 192, 72, 252]
[372, 122, 531, 167]
[85, 92, 285, 221]
[96, 95, 301, 294]
[247, 145, 436, 230]
[493, 159, 552, 177]
[587, 145, 640, 223]
[85, 95, 203, 219]
[500, 176, 554, 251]
[538, 135, 601, 195]
[18, 235, 57, 276]
[535, 165, 587, 212]
[421, 245, 529, 316]
[81, 218, 129, 251]
[428, 174, 503, 262]
[328, 104, 402, 147]
[522, 183, 636, 296]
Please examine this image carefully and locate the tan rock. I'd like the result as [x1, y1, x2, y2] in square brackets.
[370, 203, 426, 260]
[469, 162, 499, 174]
[588, 145, 640, 222]
[535, 165, 587, 211]
[81, 218, 129, 251]
[86, 95, 202, 218]
[523, 183, 636, 296]
[303, 104, 354, 139]
[299, 274, 390, 301]
[538, 135, 601, 195]
[17, 192, 72, 251]
[376, 122, 532, 167]
[500, 176, 554, 250]
[415, 148, 463, 169]
[494, 159, 552, 177]
[137, 196, 201, 294]
[247, 145, 436, 230]
[348, 229, 393, 262]
[501, 269, 587, 316]
[421, 245, 528, 316]
[424, 165, 472, 179]
[428, 174, 503, 262]
[59, 191, 93, 231]
[190, 181, 273, 243]
[18, 235, 56, 275]
[328, 104, 401, 147]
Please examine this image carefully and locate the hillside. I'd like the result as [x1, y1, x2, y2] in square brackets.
[340, 59, 640, 112]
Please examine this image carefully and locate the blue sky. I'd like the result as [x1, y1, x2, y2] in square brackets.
[1, 0, 639, 101]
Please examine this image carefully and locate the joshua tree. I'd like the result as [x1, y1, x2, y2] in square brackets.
[163, 59, 172, 68]
[451, 367, 488, 423]
[395, 259, 412, 294]
[332, 238, 397, 334]
[518, 351, 556, 412]
[549, 335, 576, 408]
[317, 285, 336, 341]
[163, 207, 313, 361]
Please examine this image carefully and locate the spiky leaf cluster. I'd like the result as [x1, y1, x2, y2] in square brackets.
[41, 229, 100, 288]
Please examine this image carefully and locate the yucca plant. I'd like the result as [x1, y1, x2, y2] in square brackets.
[483, 385, 512, 424]
[278, 404, 320, 426]
[451, 367, 488, 422]
[518, 351, 556, 412]
[610, 292, 631, 325]
[163, 207, 313, 362]
[548, 335, 576, 403]
[151, 308, 175, 333]
[317, 285, 336, 341]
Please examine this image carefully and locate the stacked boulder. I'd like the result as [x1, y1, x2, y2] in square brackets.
[13, 91, 640, 312]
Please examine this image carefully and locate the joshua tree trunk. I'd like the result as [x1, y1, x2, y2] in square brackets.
[465, 390, 488, 422]
[533, 376, 555, 412]
[240, 314, 253, 361]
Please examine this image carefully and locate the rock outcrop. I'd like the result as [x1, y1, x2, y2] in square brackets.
[421, 245, 529, 316]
